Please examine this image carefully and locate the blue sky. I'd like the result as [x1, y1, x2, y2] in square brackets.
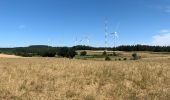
[0, 0, 170, 47]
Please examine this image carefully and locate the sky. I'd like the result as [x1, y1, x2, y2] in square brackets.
[0, 0, 170, 47]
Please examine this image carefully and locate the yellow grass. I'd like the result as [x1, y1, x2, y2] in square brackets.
[0, 57, 169, 99]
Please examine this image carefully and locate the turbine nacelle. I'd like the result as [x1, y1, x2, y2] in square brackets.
[74, 36, 90, 46]
[111, 32, 118, 38]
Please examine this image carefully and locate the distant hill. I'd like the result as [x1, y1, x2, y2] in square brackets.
[0, 45, 58, 57]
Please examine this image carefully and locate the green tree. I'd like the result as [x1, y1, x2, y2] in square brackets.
[57, 47, 76, 58]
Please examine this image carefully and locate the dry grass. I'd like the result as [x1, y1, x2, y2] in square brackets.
[0, 57, 169, 100]
[0, 54, 21, 58]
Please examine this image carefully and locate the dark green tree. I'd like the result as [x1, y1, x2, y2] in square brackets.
[57, 47, 76, 58]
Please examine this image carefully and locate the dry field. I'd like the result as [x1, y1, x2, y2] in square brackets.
[0, 56, 169, 99]
[0, 54, 20, 58]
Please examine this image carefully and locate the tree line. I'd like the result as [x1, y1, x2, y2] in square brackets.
[73, 45, 170, 52]
[116, 45, 170, 52]
[0, 45, 76, 58]
[0, 45, 169, 58]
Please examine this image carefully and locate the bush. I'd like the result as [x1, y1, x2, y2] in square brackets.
[105, 56, 111, 61]
[57, 47, 76, 58]
[103, 51, 107, 56]
[80, 51, 87, 56]
[118, 58, 121, 61]
[123, 58, 127, 60]
[113, 52, 117, 56]
[132, 53, 137, 58]
[108, 54, 113, 56]
[132, 53, 141, 60]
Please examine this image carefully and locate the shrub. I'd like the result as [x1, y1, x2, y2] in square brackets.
[80, 51, 87, 56]
[123, 58, 127, 60]
[105, 56, 111, 61]
[103, 51, 107, 56]
[132, 53, 137, 58]
[108, 54, 113, 56]
[118, 58, 121, 61]
[57, 47, 76, 58]
[132, 53, 141, 60]
[113, 52, 117, 56]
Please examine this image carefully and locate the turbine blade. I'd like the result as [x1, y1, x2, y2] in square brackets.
[115, 22, 120, 32]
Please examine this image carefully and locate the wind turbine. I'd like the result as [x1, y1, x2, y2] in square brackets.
[74, 36, 89, 46]
[47, 38, 51, 47]
[85, 36, 90, 46]
[111, 23, 120, 51]
[79, 39, 83, 45]
[74, 37, 78, 46]
[104, 18, 109, 51]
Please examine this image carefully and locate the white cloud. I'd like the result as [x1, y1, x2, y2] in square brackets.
[159, 29, 170, 33]
[152, 30, 170, 46]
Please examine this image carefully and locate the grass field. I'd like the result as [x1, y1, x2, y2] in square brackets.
[0, 52, 169, 100]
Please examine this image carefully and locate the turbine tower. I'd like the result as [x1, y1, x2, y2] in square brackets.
[74, 37, 78, 46]
[79, 39, 83, 45]
[111, 23, 120, 51]
[111, 32, 118, 50]
[74, 36, 90, 46]
[85, 36, 90, 46]
[47, 38, 51, 47]
[105, 18, 108, 51]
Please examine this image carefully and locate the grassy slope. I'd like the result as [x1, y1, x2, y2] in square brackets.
[0, 57, 169, 100]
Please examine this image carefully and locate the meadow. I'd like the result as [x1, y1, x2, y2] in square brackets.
[0, 52, 169, 100]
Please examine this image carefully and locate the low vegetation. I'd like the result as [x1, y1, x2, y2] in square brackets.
[102, 51, 107, 56]
[80, 51, 87, 56]
[123, 58, 127, 60]
[131, 53, 141, 60]
[113, 52, 117, 56]
[105, 56, 111, 61]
